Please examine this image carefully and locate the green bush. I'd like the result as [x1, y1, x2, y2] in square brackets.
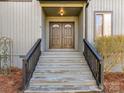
[95, 36, 124, 72]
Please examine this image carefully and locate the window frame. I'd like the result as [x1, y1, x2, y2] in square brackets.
[94, 11, 113, 40]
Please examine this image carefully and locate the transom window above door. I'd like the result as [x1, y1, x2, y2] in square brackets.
[94, 11, 112, 39]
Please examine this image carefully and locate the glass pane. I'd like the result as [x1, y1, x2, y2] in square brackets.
[104, 14, 112, 36]
[95, 14, 103, 38]
[53, 24, 59, 28]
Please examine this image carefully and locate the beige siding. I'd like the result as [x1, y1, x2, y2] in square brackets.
[122, 0, 124, 34]
[0, 1, 41, 68]
[87, 0, 124, 42]
[78, 8, 83, 52]
[41, 8, 46, 51]
[0, 0, 32, 2]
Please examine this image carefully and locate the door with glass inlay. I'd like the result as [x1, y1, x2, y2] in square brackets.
[49, 22, 74, 49]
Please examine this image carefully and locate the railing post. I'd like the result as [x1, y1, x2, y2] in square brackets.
[23, 59, 27, 89]
[100, 60, 104, 90]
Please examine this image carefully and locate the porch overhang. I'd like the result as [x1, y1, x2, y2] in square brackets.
[40, 0, 87, 7]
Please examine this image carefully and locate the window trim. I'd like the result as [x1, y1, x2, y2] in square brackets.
[94, 11, 113, 41]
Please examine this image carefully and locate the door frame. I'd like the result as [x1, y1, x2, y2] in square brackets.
[46, 16, 78, 51]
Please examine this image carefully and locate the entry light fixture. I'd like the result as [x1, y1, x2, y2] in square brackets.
[59, 8, 64, 16]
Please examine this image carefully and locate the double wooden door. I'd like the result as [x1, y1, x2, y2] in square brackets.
[49, 22, 74, 49]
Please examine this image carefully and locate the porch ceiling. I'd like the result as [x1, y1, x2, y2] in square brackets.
[39, 0, 88, 1]
[43, 7, 82, 16]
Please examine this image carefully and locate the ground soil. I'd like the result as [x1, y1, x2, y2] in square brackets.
[104, 72, 124, 93]
[0, 67, 23, 93]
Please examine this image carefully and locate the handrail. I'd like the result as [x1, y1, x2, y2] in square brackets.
[23, 39, 41, 89]
[83, 39, 103, 89]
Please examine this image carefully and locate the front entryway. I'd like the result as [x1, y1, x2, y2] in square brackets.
[49, 22, 74, 49]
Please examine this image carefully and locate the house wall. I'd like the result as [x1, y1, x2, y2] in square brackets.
[41, 8, 46, 51]
[0, 0, 32, 1]
[0, 1, 41, 68]
[87, 0, 124, 43]
[87, 0, 124, 72]
[78, 8, 84, 52]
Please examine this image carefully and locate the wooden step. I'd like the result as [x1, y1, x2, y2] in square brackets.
[33, 70, 92, 77]
[29, 82, 96, 86]
[30, 78, 95, 83]
[37, 62, 88, 66]
[41, 52, 84, 58]
[42, 52, 83, 55]
[35, 67, 90, 71]
[38, 58, 86, 63]
[25, 85, 100, 93]
[36, 65, 89, 68]
[33, 74, 92, 79]
[38, 61, 87, 64]
[40, 55, 83, 58]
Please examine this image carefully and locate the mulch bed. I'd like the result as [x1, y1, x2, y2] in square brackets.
[104, 72, 124, 93]
[1, 69, 124, 93]
[0, 67, 23, 93]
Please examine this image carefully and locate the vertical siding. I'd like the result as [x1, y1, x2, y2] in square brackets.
[122, 0, 124, 34]
[0, 1, 41, 68]
[87, 0, 123, 42]
[78, 8, 83, 52]
[41, 8, 46, 52]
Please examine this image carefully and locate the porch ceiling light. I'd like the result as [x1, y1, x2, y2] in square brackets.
[59, 8, 64, 16]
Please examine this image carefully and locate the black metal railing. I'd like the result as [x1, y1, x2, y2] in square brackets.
[83, 39, 103, 89]
[23, 39, 41, 89]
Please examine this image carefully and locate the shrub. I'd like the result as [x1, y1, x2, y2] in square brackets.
[95, 36, 124, 72]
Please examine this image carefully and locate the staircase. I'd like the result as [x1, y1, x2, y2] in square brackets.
[24, 52, 100, 93]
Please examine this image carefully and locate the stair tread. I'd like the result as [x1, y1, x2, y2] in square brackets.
[29, 82, 96, 86]
[36, 64, 88, 67]
[30, 76, 96, 82]
[33, 73, 92, 76]
[25, 85, 100, 92]
[35, 68, 90, 71]
[33, 71, 92, 77]
[30, 74, 95, 81]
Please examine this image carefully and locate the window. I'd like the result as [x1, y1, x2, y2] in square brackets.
[95, 12, 112, 39]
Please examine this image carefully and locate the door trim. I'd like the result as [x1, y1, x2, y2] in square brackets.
[46, 17, 78, 51]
